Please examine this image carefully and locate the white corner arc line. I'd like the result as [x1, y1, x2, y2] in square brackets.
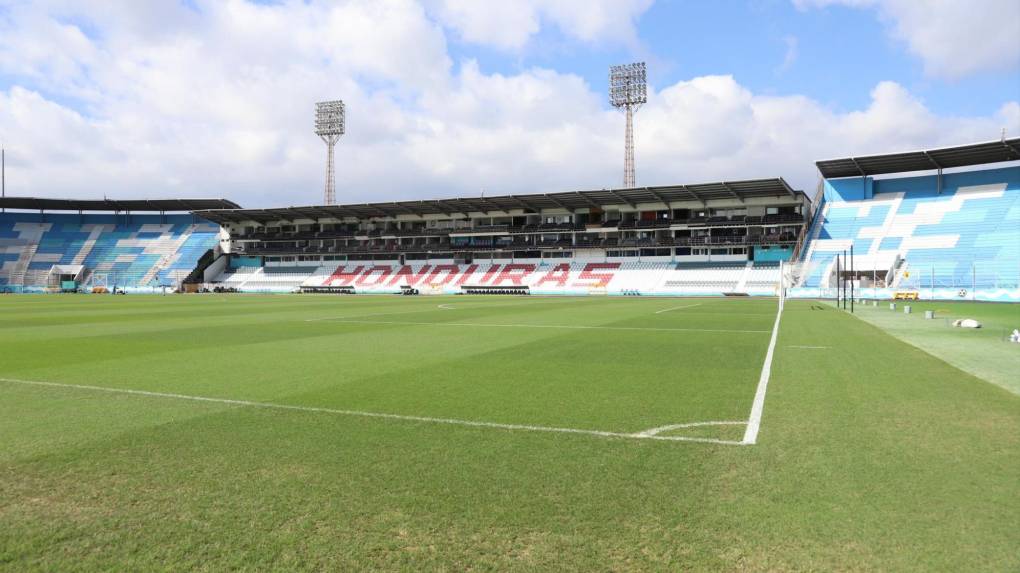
[0, 377, 746, 446]
[654, 303, 702, 314]
[634, 420, 745, 437]
[742, 296, 784, 445]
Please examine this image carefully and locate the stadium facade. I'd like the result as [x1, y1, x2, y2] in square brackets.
[1, 139, 1017, 300]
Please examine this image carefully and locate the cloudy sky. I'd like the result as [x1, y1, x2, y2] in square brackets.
[1, 0, 1018, 207]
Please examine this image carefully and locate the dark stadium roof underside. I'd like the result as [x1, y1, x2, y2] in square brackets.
[816, 138, 1020, 179]
[195, 178, 800, 224]
[0, 197, 241, 212]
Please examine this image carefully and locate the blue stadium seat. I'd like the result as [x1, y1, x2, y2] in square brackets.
[800, 166, 1020, 291]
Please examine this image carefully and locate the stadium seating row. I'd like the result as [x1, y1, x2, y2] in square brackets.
[0, 213, 220, 292]
[208, 260, 782, 296]
[797, 167, 1020, 299]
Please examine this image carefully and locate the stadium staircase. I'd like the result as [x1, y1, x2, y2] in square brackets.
[8, 243, 38, 290]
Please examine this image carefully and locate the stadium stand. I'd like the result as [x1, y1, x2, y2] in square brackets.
[793, 139, 1020, 301]
[6, 139, 1016, 301]
[198, 177, 805, 296]
[0, 212, 222, 292]
[203, 259, 783, 296]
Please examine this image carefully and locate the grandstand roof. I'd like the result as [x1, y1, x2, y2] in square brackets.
[195, 178, 801, 223]
[0, 197, 241, 212]
[816, 138, 1020, 179]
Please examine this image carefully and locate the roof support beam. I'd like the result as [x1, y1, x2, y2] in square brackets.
[387, 202, 416, 216]
[777, 179, 797, 198]
[511, 195, 541, 212]
[921, 151, 945, 195]
[720, 182, 744, 203]
[644, 187, 672, 208]
[682, 185, 707, 206]
[574, 191, 602, 209]
[434, 200, 465, 217]
[458, 199, 492, 214]
[477, 197, 507, 213]
[607, 190, 635, 208]
[849, 157, 868, 178]
[543, 194, 571, 211]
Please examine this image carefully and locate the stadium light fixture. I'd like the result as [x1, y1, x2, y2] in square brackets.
[315, 100, 345, 206]
[609, 62, 647, 188]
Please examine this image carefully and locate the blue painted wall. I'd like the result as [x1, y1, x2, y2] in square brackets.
[753, 245, 793, 262]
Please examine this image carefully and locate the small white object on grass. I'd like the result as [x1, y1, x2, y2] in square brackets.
[1009, 329, 1020, 343]
[952, 318, 982, 329]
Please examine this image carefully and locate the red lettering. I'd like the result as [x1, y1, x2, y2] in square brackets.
[327, 265, 364, 286]
[356, 265, 393, 286]
[573, 262, 619, 288]
[387, 265, 432, 286]
[536, 263, 571, 287]
[479, 264, 502, 284]
[425, 264, 460, 286]
[492, 264, 535, 286]
[455, 264, 480, 286]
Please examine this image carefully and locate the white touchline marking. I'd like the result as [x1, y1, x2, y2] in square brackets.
[309, 318, 770, 334]
[654, 303, 702, 314]
[437, 304, 456, 310]
[742, 296, 784, 445]
[787, 345, 830, 349]
[0, 377, 745, 446]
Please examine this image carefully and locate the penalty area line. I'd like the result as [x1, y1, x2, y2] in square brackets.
[0, 377, 746, 446]
[654, 303, 702, 314]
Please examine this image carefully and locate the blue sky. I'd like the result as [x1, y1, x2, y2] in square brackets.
[447, 1, 1016, 115]
[0, 0, 1017, 206]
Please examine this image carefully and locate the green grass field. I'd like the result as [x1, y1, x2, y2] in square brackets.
[1, 294, 1018, 571]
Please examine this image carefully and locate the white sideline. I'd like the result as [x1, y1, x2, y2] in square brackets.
[741, 296, 784, 445]
[654, 303, 702, 314]
[307, 318, 770, 334]
[0, 377, 745, 446]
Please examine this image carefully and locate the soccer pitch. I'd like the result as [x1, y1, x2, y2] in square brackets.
[1, 295, 1018, 571]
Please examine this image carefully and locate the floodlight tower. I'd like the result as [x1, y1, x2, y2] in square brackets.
[609, 62, 647, 188]
[315, 100, 345, 205]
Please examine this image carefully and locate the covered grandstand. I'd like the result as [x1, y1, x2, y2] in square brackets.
[196, 177, 808, 296]
[0, 197, 237, 293]
[793, 138, 1020, 302]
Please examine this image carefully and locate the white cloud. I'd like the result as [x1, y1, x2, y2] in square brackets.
[794, 0, 1020, 79]
[0, 0, 1016, 209]
[428, 0, 654, 51]
[778, 35, 798, 73]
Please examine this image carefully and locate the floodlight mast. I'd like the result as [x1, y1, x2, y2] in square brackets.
[315, 100, 345, 206]
[609, 62, 647, 188]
